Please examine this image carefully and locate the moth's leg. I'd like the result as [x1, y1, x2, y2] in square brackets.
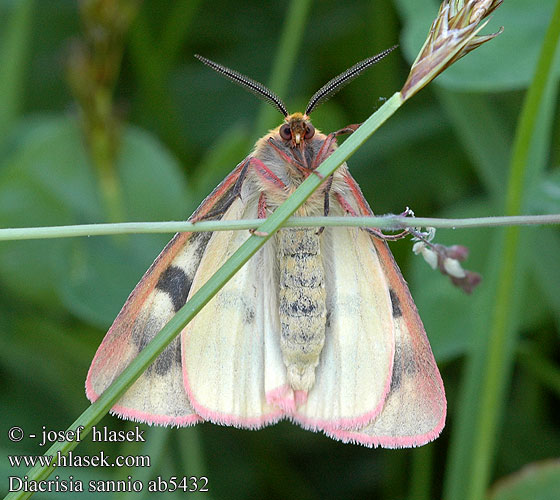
[317, 175, 334, 236]
[257, 192, 268, 219]
[333, 123, 361, 137]
[248, 158, 287, 237]
[365, 228, 410, 241]
[370, 207, 414, 240]
[323, 175, 334, 216]
[334, 192, 410, 241]
[310, 124, 361, 172]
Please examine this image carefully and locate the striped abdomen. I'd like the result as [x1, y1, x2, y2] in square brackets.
[277, 228, 327, 392]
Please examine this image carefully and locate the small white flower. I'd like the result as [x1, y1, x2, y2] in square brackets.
[443, 257, 467, 278]
[413, 242, 439, 270]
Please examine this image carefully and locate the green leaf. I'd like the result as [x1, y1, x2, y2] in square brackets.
[118, 124, 191, 221]
[0, 116, 99, 305]
[58, 236, 160, 328]
[530, 168, 560, 214]
[488, 460, 560, 500]
[0, 115, 190, 326]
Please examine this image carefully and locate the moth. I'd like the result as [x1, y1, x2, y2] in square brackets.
[86, 47, 446, 448]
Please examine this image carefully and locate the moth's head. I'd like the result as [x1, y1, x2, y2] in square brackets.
[194, 46, 396, 132]
[279, 113, 315, 147]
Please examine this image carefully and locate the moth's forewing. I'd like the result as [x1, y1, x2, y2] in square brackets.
[86, 161, 246, 425]
[324, 171, 446, 448]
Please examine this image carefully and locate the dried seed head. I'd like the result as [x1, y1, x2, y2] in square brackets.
[401, 0, 503, 100]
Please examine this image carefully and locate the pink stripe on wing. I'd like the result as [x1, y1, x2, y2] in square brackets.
[266, 384, 296, 413]
[324, 409, 446, 449]
[111, 406, 202, 427]
[183, 366, 285, 430]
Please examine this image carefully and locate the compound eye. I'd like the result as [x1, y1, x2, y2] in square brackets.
[279, 124, 292, 141]
[304, 123, 315, 140]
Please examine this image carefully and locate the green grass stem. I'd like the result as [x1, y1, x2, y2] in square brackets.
[443, 1, 560, 499]
[1, 214, 558, 241]
[0, 0, 33, 142]
[253, 0, 313, 137]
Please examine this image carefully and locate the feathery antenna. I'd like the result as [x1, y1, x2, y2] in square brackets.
[305, 45, 397, 115]
[195, 54, 288, 117]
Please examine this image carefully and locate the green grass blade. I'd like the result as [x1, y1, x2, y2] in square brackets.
[443, 1, 560, 499]
[408, 444, 435, 500]
[0, 0, 33, 142]
[253, 0, 313, 136]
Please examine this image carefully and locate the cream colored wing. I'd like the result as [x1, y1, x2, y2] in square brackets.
[86, 162, 246, 426]
[326, 241, 447, 448]
[293, 225, 395, 430]
[182, 197, 284, 427]
[327, 308, 446, 447]
[86, 230, 212, 426]
[326, 170, 446, 447]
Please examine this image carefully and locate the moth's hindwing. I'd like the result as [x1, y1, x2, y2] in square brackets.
[291, 223, 395, 431]
[325, 171, 446, 448]
[85, 161, 246, 426]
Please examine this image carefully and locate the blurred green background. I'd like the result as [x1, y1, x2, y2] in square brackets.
[1, 0, 559, 499]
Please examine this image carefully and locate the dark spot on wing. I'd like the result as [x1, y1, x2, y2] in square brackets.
[390, 344, 403, 391]
[131, 316, 181, 376]
[244, 305, 255, 324]
[389, 288, 402, 318]
[389, 343, 418, 393]
[153, 338, 182, 376]
[132, 316, 160, 353]
[156, 265, 192, 312]
[193, 231, 212, 260]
